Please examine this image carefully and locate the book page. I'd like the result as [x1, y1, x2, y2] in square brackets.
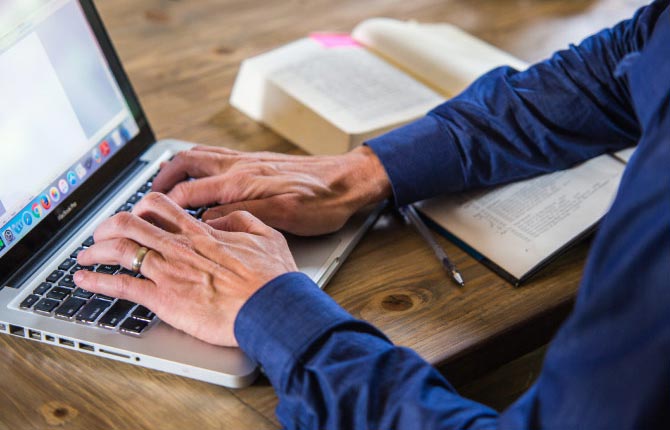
[612, 146, 635, 163]
[417, 154, 624, 280]
[268, 38, 444, 134]
[352, 18, 528, 97]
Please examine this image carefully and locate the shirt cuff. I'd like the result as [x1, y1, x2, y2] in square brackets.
[234, 272, 376, 388]
[366, 114, 466, 206]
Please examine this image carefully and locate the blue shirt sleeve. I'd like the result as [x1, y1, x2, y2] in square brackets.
[365, 2, 661, 205]
[235, 272, 499, 430]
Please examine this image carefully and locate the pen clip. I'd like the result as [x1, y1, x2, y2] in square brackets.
[397, 206, 411, 225]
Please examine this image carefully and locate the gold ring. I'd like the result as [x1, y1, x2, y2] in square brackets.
[132, 246, 149, 273]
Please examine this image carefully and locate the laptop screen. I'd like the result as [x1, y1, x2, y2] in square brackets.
[0, 0, 142, 259]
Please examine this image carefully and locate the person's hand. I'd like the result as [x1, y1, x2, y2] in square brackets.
[152, 145, 392, 236]
[73, 192, 297, 347]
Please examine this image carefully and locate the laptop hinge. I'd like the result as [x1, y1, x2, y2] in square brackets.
[3, 159, 148, 289]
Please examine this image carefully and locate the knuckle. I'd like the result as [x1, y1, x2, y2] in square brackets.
[173, 151, 193, 168]
[171, 182, 190, 201]
[113, 238, 132, 257]
[116, 275, 133, 299]
[173, 151, 187, 163]
[112, 211, 134, 229]
[231, 210, 252, 221]
[133, 194, 157, 215]
[144, 191, 167, 204]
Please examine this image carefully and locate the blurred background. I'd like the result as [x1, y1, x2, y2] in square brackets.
[96, 0, 646, 154]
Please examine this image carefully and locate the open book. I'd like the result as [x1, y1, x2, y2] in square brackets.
[418, 155, 627, 285]
[230, 18, 527, 155]
[230, 18, 634, 286]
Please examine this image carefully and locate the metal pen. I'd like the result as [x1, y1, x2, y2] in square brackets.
[398, 204, 465, 287]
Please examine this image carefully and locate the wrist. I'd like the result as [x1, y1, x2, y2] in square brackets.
[345, 145, 392, 209]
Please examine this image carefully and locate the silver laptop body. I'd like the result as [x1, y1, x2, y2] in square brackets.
[0, 0, 380, 388]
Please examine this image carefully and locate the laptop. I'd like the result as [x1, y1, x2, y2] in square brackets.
[0, 0, 381, 388]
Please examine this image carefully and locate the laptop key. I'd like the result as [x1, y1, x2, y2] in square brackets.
[20, 294, 41, 309]
[93, 294, 115, 301]
[138, 183, 151, 194]
[98, 300, 136, 329]
[58, 259, 77, 271]
[186, 207, 206, 219]
[46, 270, 65, 283]
[55, 297, 87, 319]
[82, 236, 95, 247]
[34, 298, 61, 315]
[119, 317, 149, 336]
[59, 274, 76, 288]
[195, 207, 207, 219]
[131, 305, 155, 322]
[115, 203, 133, 213]
[72, 288, 94, 299]
[70, 264, 95, 274]
[33, 282, 52, 295]
[127, 193, 142, 204]
[46, 286, 72, 301]
[96, 264, 119, 275]
[70, 247, 85, 259]
[117, 267, 137, 277]
[75, 298, 113, 324]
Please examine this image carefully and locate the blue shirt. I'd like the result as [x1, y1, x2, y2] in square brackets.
[235, 1, 670, 428]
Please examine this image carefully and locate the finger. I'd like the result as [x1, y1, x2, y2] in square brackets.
[190, 145, 241, 155]
[132, 192, 209, 235]
[94, 211, 176, 254]
[152, 150, 225, 193]
[191, 145, 308, 163]
[164, 175, 227, 208]
[166, 168, 293, 209]
[203, 196, 294, 231]
[77, 238, 165, 279]
[73, 270, 156, 307]
[205, 210, 275, 236]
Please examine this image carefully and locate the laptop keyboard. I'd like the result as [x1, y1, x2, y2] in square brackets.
[18, 172, 205, 337]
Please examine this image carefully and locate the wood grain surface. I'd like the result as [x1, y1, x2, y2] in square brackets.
[0, 0, 645, 428]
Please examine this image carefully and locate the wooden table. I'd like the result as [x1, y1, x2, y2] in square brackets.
[0, 0, 644, 428]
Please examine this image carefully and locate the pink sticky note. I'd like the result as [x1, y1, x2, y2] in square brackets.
[309, 33, 361, 48]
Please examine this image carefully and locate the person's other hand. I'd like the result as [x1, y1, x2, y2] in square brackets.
[151, 145, 391, 236]
[74, 192, 296, 347]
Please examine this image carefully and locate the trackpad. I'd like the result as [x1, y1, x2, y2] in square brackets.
[285, 233, 342, 282]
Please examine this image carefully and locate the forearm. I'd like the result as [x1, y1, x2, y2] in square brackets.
[235, 273, 498, 430]
[365, 2, 665, 205]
